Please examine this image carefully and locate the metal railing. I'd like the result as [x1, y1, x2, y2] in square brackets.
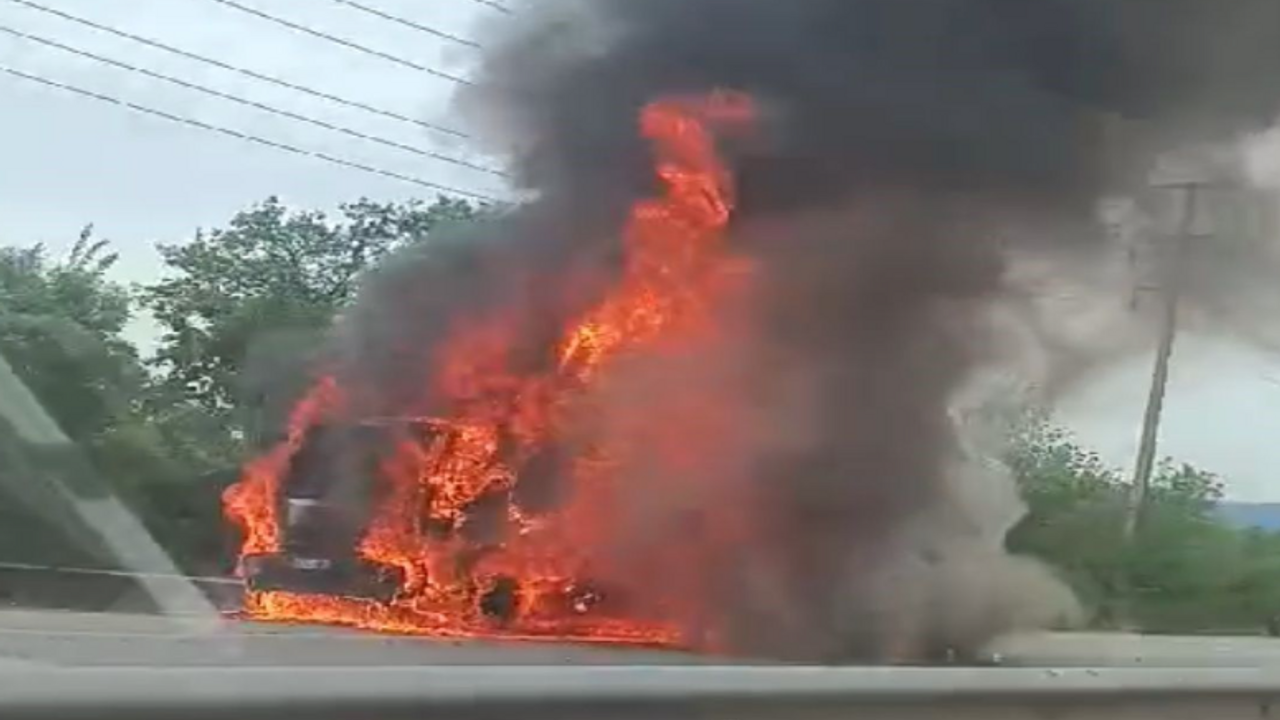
[0, 665, 1274, 719]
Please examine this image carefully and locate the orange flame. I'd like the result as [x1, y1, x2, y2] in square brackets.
[223, 375, 342, 557]
[226, 91, 755, 647]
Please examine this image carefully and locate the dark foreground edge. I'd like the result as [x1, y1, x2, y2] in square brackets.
[0, 666, 1275, 720]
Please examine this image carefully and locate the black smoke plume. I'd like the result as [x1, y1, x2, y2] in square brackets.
[321, 0, 1280, 661]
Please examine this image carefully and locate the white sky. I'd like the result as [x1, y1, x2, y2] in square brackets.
[0, 0, 506, 280]
[1060, 336, 1280, 503]
[2, 0, 1279, 500]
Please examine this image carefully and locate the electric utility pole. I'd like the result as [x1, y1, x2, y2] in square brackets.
[1122, 180, 1207, 541]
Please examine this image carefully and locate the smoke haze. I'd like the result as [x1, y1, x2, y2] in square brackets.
[316, 0, 1280, 660]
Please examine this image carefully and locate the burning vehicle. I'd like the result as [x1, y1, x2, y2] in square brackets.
[225, 93, 753, 649]
[222, 0, 1280, 662]
[239, 420, 403, 603]
[241, 413, 618, 625]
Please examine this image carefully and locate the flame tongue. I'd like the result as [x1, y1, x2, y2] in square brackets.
[223, 91, 755, 647]
[224, 375, 343, 557]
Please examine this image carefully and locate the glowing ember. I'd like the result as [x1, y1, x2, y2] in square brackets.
[223, 91, 755, 647]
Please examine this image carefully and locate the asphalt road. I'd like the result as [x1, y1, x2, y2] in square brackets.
[987, 631, 1280, 668]
[0, 609, 714, 667]
[4, 608, 1280, 668]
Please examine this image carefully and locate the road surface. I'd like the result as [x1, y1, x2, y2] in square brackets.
[5, 610, 1280, 720]
[3, 608, 1280, 667]
[988, 631, 1280, 667]
[0, 609, 713, 666]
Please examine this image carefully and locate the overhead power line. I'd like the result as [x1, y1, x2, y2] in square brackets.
[206, 0, 471, 85]
[2, 0, 470, 139]
[328, 0, 481, 49]
[0, 64, 500, 203]
[0, 24, 505, 178]
[465, 0, 513, 15]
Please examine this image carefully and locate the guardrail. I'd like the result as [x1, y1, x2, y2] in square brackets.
[0, 665, 1274, 720]
[0, 561, 242, 614]
[0, 561, 240, 586]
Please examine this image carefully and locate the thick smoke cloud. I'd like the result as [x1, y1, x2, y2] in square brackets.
[469, 0, 1280, 207]
[319, 0, 1280, 661]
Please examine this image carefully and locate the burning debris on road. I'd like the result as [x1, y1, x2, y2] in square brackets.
[224, 0, 1280, 662]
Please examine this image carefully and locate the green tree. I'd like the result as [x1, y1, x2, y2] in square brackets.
[0, 230, 168, 570]
[1126, 461, 1254, 632]
[1005, 415, 1129, 619]
[0, 229, 139, 444]
[135, 195, 480, 570]
[1007, 412, 1280, 633]
[142, 196, 479, 444]
[0, 230, 254, 573]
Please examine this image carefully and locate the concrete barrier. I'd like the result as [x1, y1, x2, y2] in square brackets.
[0, 665, 1274, 719]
